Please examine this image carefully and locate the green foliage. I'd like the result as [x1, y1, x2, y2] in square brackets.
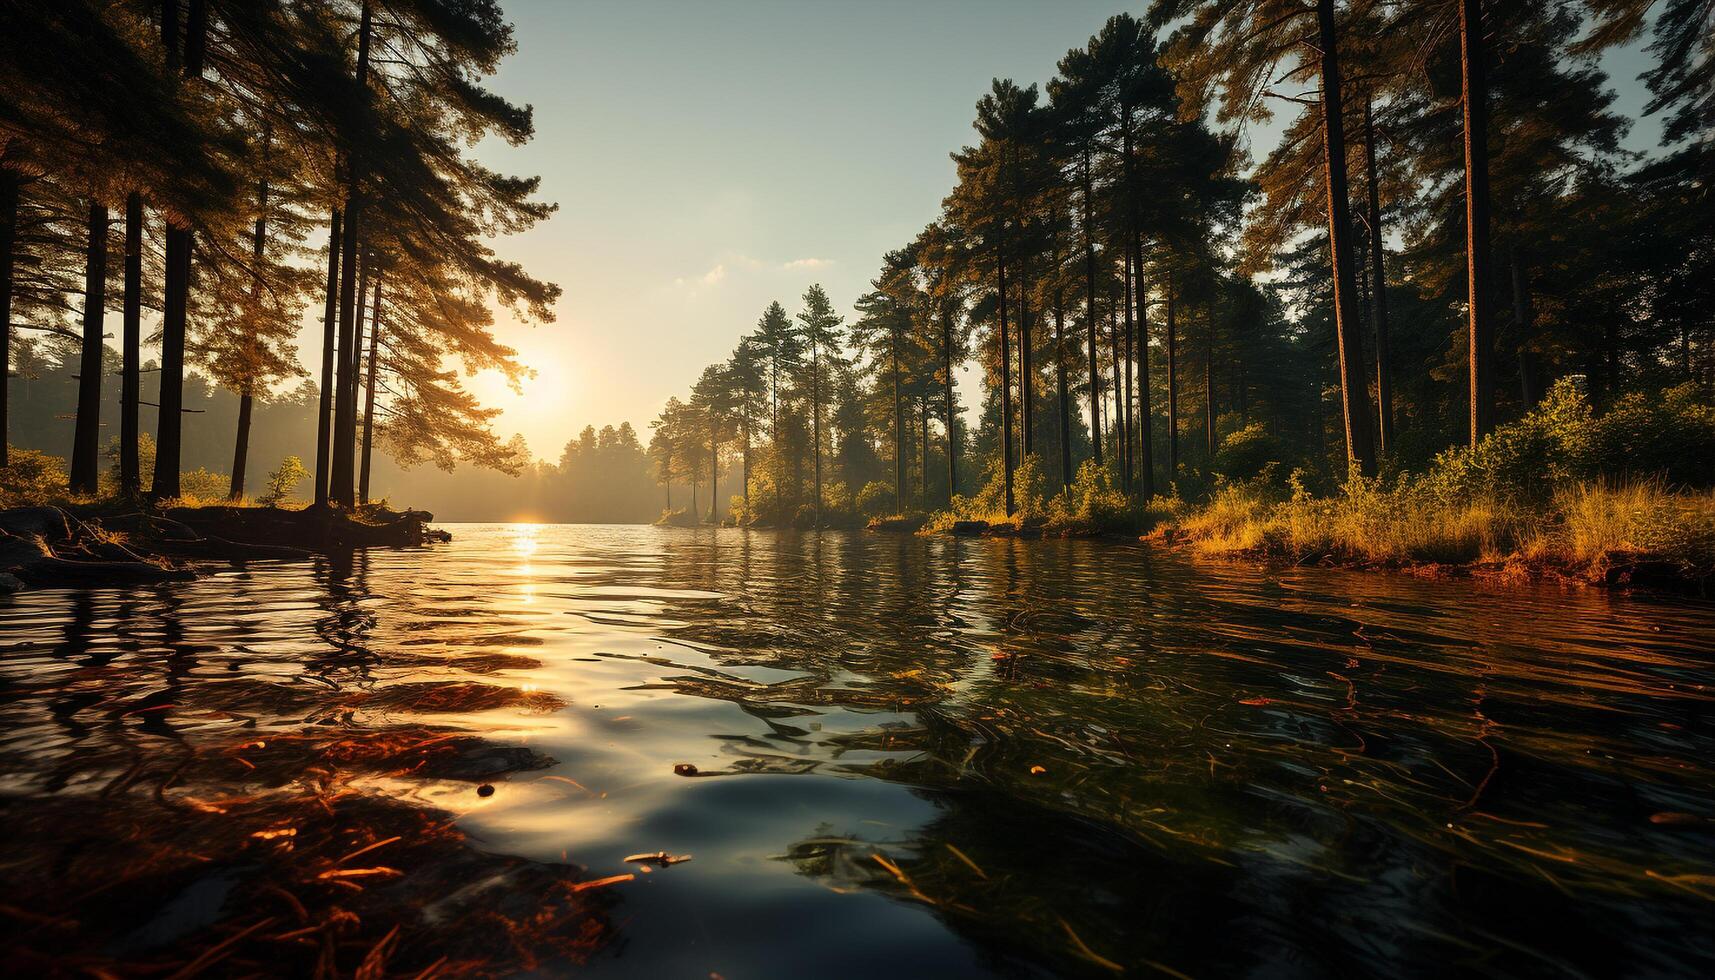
[174, 468, 233, 504]
[856, 481, 894, 520]
[260, 456, 309, 507]
[0, 449, 71, 508]
[1210, 422, 1300, 488]
[101, 433, 156, 498]
[1425, 380, 1715, 502]
[1045, 460, 1137, 533]
[821, 480, 853, 521]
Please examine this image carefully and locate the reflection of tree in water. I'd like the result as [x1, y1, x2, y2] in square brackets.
[307, 546, 381, 691]
[1, 550, 624, 975]
[645, 530, 1715, 977]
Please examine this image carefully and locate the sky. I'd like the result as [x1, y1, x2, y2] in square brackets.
[417, 0, 1662, 462]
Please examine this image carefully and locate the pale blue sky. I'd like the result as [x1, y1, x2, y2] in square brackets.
[453, 0, 1661, 459]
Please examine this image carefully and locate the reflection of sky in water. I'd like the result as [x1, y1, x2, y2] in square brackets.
[2, 524, 1713, 977]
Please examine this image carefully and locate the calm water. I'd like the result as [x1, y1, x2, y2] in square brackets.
[3, 524, 1714, 977]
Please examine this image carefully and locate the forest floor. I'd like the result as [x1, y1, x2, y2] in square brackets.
[0, 502, 446, 593]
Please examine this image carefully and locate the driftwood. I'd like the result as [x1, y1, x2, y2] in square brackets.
[0, 503, 447, 593]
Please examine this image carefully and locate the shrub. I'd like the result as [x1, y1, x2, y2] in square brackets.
[855, 480, 893, 519]
[100, 433, 155, 497]
[1046, 460, 1136, 533]
[171, 468, 233, 505]
[260, 456, 309, 506]
[1211, 422, 1299, 487]
[0, 448, 70, 507]
[1575, 384, 1715, 488]
[1424, 379, 1715, 503]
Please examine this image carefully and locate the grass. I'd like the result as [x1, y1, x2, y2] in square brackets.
[919, 382, 1715, 588]
[1165, 477, 1715, 586]
[3, 446, 312, 511]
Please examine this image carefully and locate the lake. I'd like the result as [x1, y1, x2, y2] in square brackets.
[2, 524, 1712, 977]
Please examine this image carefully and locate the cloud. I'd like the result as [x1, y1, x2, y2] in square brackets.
[673, 262, 727, 288]
[673, 255, 830, 291]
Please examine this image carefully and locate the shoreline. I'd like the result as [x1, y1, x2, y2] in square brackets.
[858, 518, 1711, 596]
[10, 505, 1700, 598]
[0, 503, 448, 594]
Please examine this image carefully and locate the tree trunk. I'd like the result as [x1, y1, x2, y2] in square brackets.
[707, 427, 717, 524]
[151, 224, 190, 500]
[1122, 236, 1135, 491]
[1119, 106, 1135, 491]
[1461, 0, 1496, 445]
[120, 192, 141, 496]
[1363, 96, 1394, 456]
[184, 0, 206, 76]
[150, 0, 207, 501]
[1001, 247, 1008, 514]
[1316, 0, 1377, 476]
[891, 331, 904, 510]
[997, 245, 1014, 515]
[162, 0, 180, 72]
[1082, 148, 1102, 467]
[331, 0, 373, 508]
[337, 257, 368, 501]
[771, 364, 780, 521]
[70, 202, 108, 494]
[359, 277, 383, 504]
[1054, 289, 1071, 488]
[942, 307, 957, 503]
[1204, 312, 1217, 465]
[812, 338, 822, 525]
[314, 209, 341, 506]
[230, 394, 253, 498]
[231, 147, 269, 501]
[1019, 254, 1033, 458]
[1133, 236, 1154, 498]
[0, 167, 15, 470]
[1511, 244, 1539, 408]
[920, 398, 929, 504]
[1108, 296, 1121, 480]
[1165, 271, 1178, 483]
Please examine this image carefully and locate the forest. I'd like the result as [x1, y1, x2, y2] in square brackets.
[648, 3, 1713, 581]
[4, 3, 1715, 977]
[2, 0, 559, 514]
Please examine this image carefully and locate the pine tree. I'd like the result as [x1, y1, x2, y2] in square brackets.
[796, 284, 845, 525]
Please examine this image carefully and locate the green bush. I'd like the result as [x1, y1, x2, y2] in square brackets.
[1046, 459, 1136, 533]
[1211, 422, 1299, 487]
[856, 480, 893, 519]
[1425, 379, 1715, 502]
[1, 448, 70, 507]
[1575, 384, 1715, 487]
[175, 468, 233, 504]
[260, 456, 309, 506]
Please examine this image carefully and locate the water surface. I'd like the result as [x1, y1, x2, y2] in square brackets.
[3, 524, 1713, 977]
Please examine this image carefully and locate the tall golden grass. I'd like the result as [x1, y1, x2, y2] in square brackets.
[1174, 478, 1714, 581]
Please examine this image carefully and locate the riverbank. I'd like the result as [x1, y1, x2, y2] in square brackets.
[0, 502, 447, 593]
[890, 478, 1714, 593]
[1153, 480, 1715, 593]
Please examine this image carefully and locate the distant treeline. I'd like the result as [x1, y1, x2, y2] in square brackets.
[5, 348, 662, 523]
